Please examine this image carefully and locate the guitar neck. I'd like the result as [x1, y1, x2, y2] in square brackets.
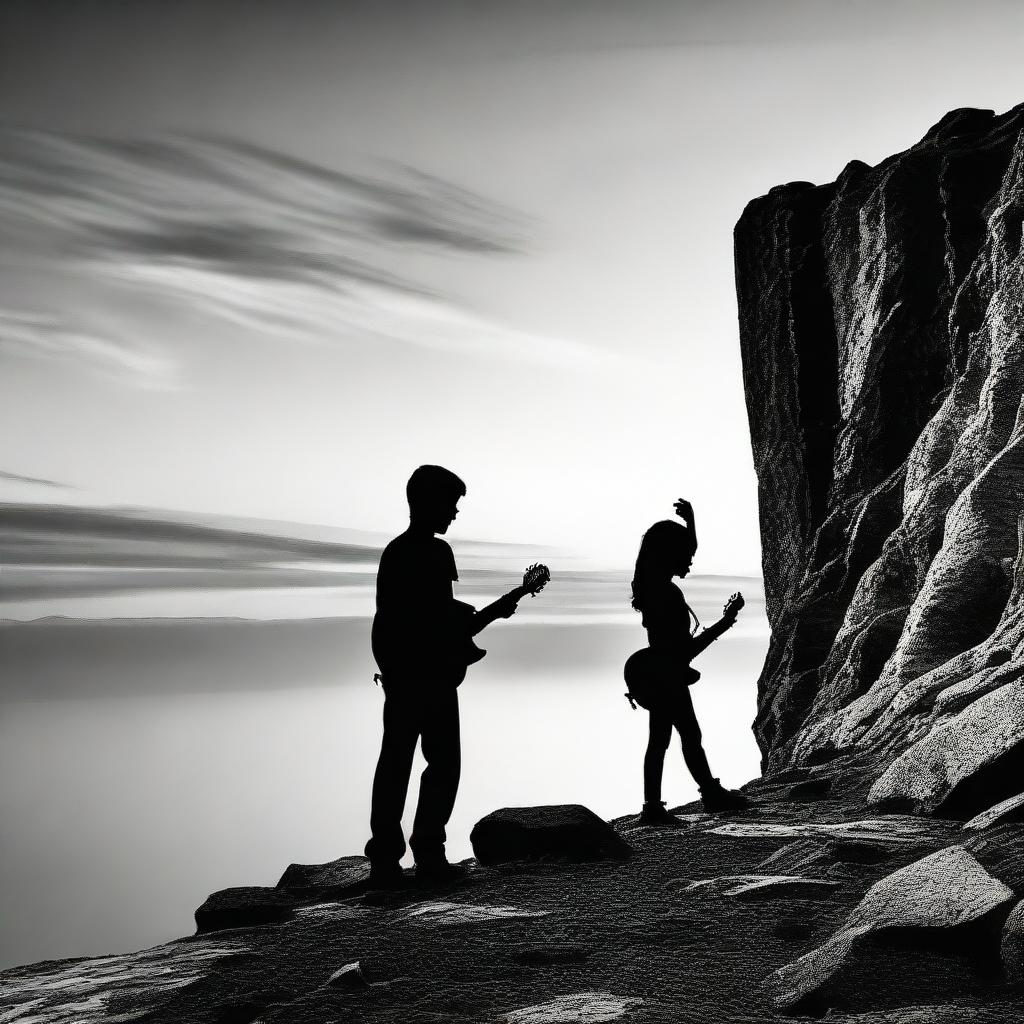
[472, 585, 529, 634]
[484, 585, 529, 612]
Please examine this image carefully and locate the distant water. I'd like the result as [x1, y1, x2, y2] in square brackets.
[0, 609, 766, 970]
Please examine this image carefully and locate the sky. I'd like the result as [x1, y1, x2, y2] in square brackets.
[3, 1, 1024, 573]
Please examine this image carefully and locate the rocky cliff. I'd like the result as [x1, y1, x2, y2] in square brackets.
[736, 103, 1024, 817]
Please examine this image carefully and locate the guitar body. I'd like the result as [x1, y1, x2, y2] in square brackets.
[624, 647, 701, 709]
[372, 565, 549, 687]
[451, 600, 487, 671]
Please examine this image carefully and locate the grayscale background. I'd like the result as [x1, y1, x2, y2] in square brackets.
[2, 0, 1022, 971]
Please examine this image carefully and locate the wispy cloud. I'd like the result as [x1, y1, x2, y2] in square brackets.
[0, 469, 71, 489]
[0, 127, 608, 376]
[0, 309, 175, 387]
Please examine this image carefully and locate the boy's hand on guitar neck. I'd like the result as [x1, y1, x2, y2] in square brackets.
[492, 593, 519, 619]
[472, 563, 551, 631]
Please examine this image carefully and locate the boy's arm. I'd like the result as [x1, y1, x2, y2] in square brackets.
[469, 592, 518, 634]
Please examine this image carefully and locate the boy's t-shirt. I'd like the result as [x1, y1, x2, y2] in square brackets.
[371, 530, 463, 683]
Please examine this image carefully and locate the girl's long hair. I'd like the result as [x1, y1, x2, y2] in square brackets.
[630, 520, 697, 612]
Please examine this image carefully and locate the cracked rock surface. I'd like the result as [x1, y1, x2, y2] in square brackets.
[736, 101, 1024, 813]
[4, 787, 1024, 1022]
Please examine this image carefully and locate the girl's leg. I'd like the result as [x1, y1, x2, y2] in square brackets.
[644, 707, 673, 803]
[671, 687, 716, 788]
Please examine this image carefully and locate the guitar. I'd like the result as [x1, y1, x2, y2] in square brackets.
[468, 562, 552, 634]
[453, 563, 552, 670]
[371, 563, 551, 685]
[624, 591, 743, 708]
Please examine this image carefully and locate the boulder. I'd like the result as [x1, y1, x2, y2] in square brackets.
[194, 886, 296, 934]
[470, 805, 632, 865]
[868, 678, 1024, 817]
[735, 100, 1024, 794]
[276, 854, 370, 893]
[964, 793, 1024, 832]
[767, 846, 1015, 1012]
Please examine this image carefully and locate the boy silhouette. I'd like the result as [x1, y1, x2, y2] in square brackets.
[365, 465, 517, 886]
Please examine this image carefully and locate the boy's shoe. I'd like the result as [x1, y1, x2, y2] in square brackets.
[367, 862, 409, 890]
[699, 778, 750, 813]
[638, 801, 684, 826]
[415, 859, 470, 886]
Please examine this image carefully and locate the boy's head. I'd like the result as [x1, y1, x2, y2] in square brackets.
[406, 465, 466, 534]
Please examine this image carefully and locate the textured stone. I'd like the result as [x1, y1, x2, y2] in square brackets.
[471, 805, 633, 865]
[767, 846, 1015, 1011]
[964, 792, 1024, 832]
[683, 874, 840, 900]
[709, 817, 948, 845]
[325, 961, 369, 989]
[501, 993, 642, 1023]
[402, 900, 549, 925]
[277, 855, 370, 893]
[868, 677, 1024, 816]
[194, 886, 296, 934]
[1002, 898, 1024, 985]
[828, 1007, 1014, 1023]
[964, 824, 1024, 894]
[0, 938, 247, 1023]
[736, 101, 1024, 804]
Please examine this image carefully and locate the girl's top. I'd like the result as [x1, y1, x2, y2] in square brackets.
[639, 582, 736, 662]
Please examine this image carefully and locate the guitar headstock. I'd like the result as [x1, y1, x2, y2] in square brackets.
[522, 562, 551, 597]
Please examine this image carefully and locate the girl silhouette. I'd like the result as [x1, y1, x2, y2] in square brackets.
[626, 498, 749, 822]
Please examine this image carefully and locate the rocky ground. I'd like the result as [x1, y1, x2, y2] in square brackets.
[4, 756, 1023, 1023]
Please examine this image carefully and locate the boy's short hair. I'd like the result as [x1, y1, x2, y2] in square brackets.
[406, 465, 467, 508]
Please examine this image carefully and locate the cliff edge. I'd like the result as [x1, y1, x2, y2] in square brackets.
[736, 103, 1024, 818]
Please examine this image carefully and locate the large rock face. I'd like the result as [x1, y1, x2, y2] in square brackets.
[736, 103, 1024, 813]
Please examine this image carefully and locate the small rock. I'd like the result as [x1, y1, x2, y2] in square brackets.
[471, 805, 633, 866]
[194, 887, 296, 934]
[683, 874, 840, 900]
[277, 855, 370, 893]
[501, 992, 642, 1023]
[402, 900, 548, 925]
[325, 961, 369, 989]
[766, 846, 1016, 1012]
[964, 793, 1024, 832]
